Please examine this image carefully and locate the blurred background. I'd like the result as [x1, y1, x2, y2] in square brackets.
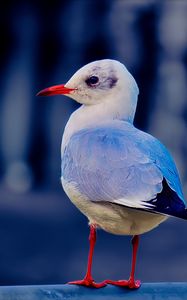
[0, 0, 187, 286]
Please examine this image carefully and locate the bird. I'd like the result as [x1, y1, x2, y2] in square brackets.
[37, 59, 187, 289]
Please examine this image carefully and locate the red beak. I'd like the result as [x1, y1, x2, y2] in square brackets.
[36, 84, 76, 96]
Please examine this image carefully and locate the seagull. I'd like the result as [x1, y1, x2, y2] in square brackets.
[37, 59, 187, 289]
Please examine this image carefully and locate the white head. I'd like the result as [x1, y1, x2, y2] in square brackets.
[37, 59, 139, 123]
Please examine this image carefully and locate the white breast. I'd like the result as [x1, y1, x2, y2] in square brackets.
[61, 104, 109, 154]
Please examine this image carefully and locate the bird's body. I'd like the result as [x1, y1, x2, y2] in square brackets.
[38, 59, 187, 289]
[61, 118, 170, 236]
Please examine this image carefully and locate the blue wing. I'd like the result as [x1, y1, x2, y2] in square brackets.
[62, 122, 186, 218]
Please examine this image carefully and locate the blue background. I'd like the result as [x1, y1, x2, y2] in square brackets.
[0, 0, 187, 285]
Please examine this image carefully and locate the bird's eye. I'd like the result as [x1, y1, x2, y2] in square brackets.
[85, 76, 99, 87]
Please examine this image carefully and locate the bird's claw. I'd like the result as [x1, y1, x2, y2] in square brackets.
[104, 279, 141, 289]
[68, 277, 107, 288]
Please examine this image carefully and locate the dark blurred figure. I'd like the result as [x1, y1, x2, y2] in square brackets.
[0, 0, 187, 286]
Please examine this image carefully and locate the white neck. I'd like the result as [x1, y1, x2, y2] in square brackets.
[61, 91, 137, 153]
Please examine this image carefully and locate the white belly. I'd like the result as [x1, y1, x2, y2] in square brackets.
[62, 178, 168, 235]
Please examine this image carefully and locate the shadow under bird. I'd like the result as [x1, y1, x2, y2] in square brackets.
[37, 59, 187, 289]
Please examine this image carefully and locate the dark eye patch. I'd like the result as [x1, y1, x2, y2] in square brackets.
[107, 76, 118, 88]
[85, 76, 99, 87]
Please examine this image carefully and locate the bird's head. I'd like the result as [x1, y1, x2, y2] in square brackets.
[37, 59, 139, 108]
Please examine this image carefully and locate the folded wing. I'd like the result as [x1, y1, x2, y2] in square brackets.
[62, 123, 186, 218]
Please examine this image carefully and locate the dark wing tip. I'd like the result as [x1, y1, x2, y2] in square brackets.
[147, 179, 187, 220]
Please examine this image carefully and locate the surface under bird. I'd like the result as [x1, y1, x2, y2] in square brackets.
[37, 59, 187, 289]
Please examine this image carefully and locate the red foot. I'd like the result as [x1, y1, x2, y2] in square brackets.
[68, 277, 107, 288]
[104, 279, 141, 289]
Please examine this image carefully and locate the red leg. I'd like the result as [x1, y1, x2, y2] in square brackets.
[105, 235, 141, 289]
[68, 224, 107, 288]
